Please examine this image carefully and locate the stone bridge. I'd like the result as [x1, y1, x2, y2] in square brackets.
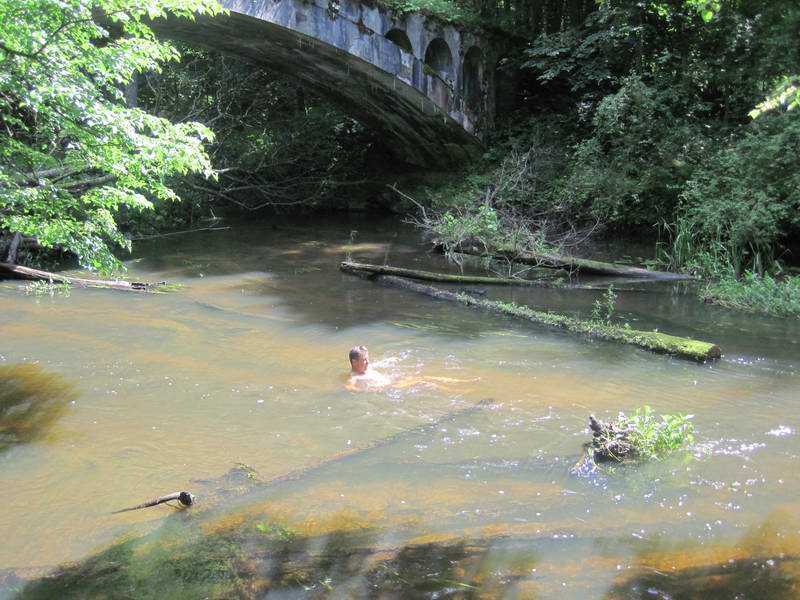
[151, 0, 496, 167]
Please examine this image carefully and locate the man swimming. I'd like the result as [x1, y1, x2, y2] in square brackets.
[346, 345, 391, 390]
[346, 345, 476, 391]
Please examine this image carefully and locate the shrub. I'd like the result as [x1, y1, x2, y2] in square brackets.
[700, 272, 800, 317]
[679, 109, 800, 275]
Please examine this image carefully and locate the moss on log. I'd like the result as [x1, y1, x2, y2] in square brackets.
[341, 265, 721, 363]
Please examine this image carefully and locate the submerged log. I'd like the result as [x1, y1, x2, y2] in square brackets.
[341, 266, 721, 362]
[0, 262, 164, 292]
[445, 243, 695, 281]
[113, 491, 194, 514]
[258, 398, 496, 490]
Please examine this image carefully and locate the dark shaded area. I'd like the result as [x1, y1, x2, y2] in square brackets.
[0, 364, 76, 453]
[461, 47, 483, 109]
[606, 556, 800, 600]
[14, 518, 537, 599]
[424, 38, 454, 81]
[386, 29, 413, 54]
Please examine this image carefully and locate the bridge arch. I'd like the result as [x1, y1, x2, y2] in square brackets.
[385, 28, 413, 55]
[461, 46, 483, 109]
[424, 38, 454, 81]
[148, 0, 492, 167]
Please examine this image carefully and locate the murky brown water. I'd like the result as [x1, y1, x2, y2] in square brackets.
[1, 216, 799, 598]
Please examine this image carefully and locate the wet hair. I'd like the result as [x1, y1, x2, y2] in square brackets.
[349, 345, 368, 362]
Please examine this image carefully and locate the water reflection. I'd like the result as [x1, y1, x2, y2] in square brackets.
[0, 364, 76, 452]
[605, 511, 800, 600]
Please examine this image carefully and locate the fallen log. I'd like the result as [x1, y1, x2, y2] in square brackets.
[340, 260, 557, 287]
[0, 262, 164, 292]
[445, 243, 695, 281]
[188, 398, 497, 511]
[112, 491, 194, 514]
[342, 261, 668, 293]
[341, 266, 721, 362]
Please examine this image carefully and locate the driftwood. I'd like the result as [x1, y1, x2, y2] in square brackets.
[587, 414, 635, 462]
[343, 261, 669, 293]
[340, 261, 556, 287]
[113, 491, 195, 514]
[444, 242, 695, 281]
[0, 262, 164, 292]
[341, 264, 721, 362]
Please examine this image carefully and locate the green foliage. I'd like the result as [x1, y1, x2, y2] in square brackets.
[679, 109, 800, 275]
[591, 285, 617, 324]
[565, 76, 706, 225]
[751, 76, 800, 118]
[700, 272, 800, 318]
[379, 0, 476, 24]
[656, 215, 737, 277]
[595, 406, 695, 463]
[432, 204, 501, 250]
[519, 0, 800, 236]
[0, 0, 220, 272]
[134, 47, 375, 222]
[24, 280, 72, 297]
[624, 406, 695, 460]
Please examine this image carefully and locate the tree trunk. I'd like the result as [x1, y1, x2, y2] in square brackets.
[340, 260, 559, 286]
[341, 266, 721, 362]
[448, 243, 696, 280]
[5, 233, 22, 264]
[0, 262, 165, 292]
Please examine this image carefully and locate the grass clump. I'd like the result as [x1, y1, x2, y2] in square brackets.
[700, 272, 800, 318]
[588, 406, 695, 464]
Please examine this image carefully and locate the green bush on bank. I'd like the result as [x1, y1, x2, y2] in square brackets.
[700, 272, 800, 318]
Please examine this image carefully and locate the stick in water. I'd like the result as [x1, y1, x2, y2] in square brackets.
[112, 491, 194, 514]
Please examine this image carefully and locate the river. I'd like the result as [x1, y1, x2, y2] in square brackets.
[1, 217, 798, 599]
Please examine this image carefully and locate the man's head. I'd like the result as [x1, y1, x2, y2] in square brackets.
[349, 345, 369, 375]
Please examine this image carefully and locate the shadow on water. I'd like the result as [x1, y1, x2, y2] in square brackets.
[10, 511, 539, 599]
[604, 510, 800, 600]
[0, 364, 76, 453]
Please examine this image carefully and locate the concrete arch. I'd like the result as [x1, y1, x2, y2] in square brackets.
[461, 46, 483, 109]
[423, 38, 454, 81]
[148, 0, 488, 167]
[385, 28, 413, 55]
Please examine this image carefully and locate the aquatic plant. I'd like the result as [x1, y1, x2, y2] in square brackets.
[587, 406, 695, 464]
[591, 284, 617, 323]
[24, 280, 72, 297]
[0, 364, 77, 452]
